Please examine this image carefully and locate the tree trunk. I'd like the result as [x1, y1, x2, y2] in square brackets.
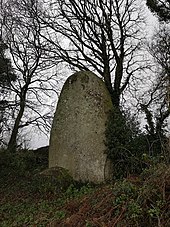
[103, 64, 115, 107]
[112, 62, 123, 107]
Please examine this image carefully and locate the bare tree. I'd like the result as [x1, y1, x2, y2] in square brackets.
[38, 0, 146, 107]
[150, 25, 170, 110]
[1, 0, 58, 151]
[145, 0, 170, 157]
[139, 25, 170, 156]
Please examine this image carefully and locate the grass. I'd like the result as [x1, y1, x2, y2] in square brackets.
[0, 149, 170, 226]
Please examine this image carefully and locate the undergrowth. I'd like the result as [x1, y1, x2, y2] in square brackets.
[0, 148, 169, 226]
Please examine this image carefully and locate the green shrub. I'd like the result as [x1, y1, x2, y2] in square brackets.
[105, 107, 170, 179]
[0, 148, 37, 177]
[0, 148, 13, 169]
[105, 108, 146, 178]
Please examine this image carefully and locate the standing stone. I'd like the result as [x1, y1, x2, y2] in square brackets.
[49, 71, 113, 183]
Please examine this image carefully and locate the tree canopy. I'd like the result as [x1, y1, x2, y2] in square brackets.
[39, 0, 146, 107]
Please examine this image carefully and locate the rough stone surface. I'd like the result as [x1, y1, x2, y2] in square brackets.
[49, 71, 113, 183]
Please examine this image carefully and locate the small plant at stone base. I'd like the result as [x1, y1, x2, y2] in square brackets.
[85, 220, 93, 227]
[112, 180, 138, 205]
[65, 183, 93, 198]
[126, 200, 143, 223]
[54, 210, 66, 220]
[148, 206, 160, 219]
[146, 199, 167, 226]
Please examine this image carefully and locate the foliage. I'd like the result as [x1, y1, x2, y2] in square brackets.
[105, 104, 170, 178]
[111, 164, 170, 226]
[146, 0, 170, 22]
[65, 183, 93, 199]
[0, 39, 16, 86]
[0, 148, 96, 226]
[0, 148, 169, 226]
[0, 148, 37, 176]
[140, 24, 170, 158]
[143, 2, 170, 145]
[0, 39, 16, 145]
[105, 108, 147, 178]
[145, 25, 170, 132]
